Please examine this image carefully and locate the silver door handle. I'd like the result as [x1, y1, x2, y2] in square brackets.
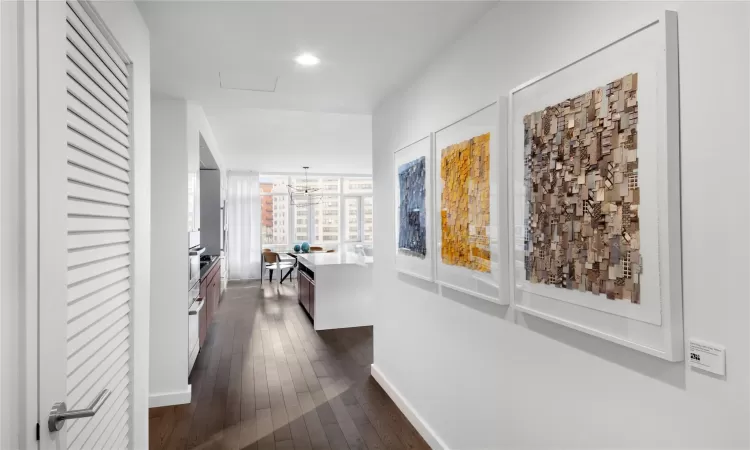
[48, 389, 110, 432]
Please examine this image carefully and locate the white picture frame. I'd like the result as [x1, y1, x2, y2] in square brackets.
[506, 11, 683, 361]
[394, 135, 434, 281]
[434, 100, 509, 305]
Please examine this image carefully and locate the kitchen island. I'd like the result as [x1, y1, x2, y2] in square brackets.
[296, 252, 373, 330]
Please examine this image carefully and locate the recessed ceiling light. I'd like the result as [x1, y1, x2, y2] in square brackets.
[295, 53, 320, 66]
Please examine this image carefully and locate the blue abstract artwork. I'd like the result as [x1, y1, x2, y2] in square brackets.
[398, 156, 427, 258]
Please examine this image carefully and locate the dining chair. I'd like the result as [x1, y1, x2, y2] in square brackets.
[261, 251, 295, 284]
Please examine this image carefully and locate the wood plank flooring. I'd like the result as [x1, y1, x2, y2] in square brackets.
[149, 280, 430, 450]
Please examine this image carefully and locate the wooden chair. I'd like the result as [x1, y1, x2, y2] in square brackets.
[262, 251, 295, 284]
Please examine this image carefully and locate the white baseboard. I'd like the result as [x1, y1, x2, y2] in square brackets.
[148, 386, 192, 408]
[370, 364, 449, 450]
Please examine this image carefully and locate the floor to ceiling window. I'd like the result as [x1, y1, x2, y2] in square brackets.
[260, 174, 373, 250]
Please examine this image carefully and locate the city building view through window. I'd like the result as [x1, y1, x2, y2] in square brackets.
[260, 174, 373, 247]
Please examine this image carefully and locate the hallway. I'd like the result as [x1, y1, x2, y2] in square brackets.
[149, 281, 429, 450]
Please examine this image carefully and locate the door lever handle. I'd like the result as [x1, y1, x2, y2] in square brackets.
[48, 389, 111, 432]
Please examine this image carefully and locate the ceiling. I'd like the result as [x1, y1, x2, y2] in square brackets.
[137, 1, 496, 115]
[206, 108, 372, 174]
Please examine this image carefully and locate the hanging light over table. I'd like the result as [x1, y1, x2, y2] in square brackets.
[288, 166, 323, 207]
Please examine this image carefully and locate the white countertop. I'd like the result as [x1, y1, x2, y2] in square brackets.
[297, 252, 373, 268]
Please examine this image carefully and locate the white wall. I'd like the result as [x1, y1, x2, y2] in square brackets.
[0, 3, 34, 448]
[372, 2, 750, 449]
[150, 97, 190, 406]
[207, 107, 372, 174]
[189, 102, 225, 172]
[150, 97, 225, 407]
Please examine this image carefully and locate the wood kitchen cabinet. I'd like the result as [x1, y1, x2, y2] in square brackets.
[200, 259, 222, 330]
[298, 264, 315, 321]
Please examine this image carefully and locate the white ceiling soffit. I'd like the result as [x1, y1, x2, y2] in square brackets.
[206, 107, 373, 174]
[137, 0, 497, 114]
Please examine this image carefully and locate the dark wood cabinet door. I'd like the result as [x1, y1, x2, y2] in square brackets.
[199, 299, 207, 347]
[308, 280, 315, 320]
[299, 275, 309, 311]
[213, 279, 219, 311]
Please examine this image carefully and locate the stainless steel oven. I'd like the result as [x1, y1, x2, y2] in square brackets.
[189, 245, 205, 293]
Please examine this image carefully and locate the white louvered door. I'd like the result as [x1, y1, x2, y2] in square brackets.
[38, 1, 133, 448]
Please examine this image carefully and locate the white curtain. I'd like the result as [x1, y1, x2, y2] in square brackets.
[227, 171, 261, 280]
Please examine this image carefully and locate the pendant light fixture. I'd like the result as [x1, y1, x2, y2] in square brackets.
[288, 166, 323, 207]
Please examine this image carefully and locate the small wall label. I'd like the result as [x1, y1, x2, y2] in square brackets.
[688, 339, 725, 376]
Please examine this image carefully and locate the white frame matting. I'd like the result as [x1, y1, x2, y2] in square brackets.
[393, 135, 434, 281]
[507, 10, 683, 361]
[434, 101, 508, 304]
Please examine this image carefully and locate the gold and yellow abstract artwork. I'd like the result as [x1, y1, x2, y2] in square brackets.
[524, 73, 641, 303]
[440, 132, 491, 273]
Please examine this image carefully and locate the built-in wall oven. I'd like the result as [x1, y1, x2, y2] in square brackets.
[188, 231, 204, 374]
[189, 231, 203, 294]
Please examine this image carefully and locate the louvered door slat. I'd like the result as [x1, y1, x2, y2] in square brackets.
[67, 64, 127, 125]
[68, 107, 129, 158]
[66, 40, 129, 115]
[67, 267, 129, 303]
[68, 181, 130, 208]
[68, 130, 130, 171]
[67, 88, 128, 145]
[67, 302, 129, 357]
[68, 164, 129, 195]
[68, 243, 130, 267]
[66, 335, 129, 395]
[67, 316, 129, 377]
[68, 217, 130, 233]
[64, 4, 131, 445]
[67, 351, 128, 411]
[68, 146, 129, 183]
[68, 292, 129, 338]
[68, 230, 130, 250]
[69, 199, 130, 219]
[66, 1, 128, 84]
[68, 255, 129, 285]
[65, 67, 128, 132]
[67, 368, 129, 446]
[111, 426, 129, 450]
[99, 414, 127, 449]
[85, 398, 129, 450]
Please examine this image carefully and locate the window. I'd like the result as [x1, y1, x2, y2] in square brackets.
[260, 174, 374, 247]
[363, 196, 373, 242]
[344, 177, 373, 194]
[291, 176, 340, 195]
[261, 194, 289, 245]
[343, 197, 361, 242]
[314, 195, 340, 243]
[293, 202, 309, 243]
[259, 174, 288, 194]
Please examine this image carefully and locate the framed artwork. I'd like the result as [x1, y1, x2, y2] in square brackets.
[434, 101, 509, 304]
[394, 135, 433, 281]
[507, 11, 683, 360]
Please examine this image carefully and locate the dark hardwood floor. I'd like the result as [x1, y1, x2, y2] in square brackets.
[149, 280, 430, 450]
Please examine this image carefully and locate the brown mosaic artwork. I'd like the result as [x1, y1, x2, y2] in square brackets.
[524, 73, 641, 304]
[440, 132, 491, 273]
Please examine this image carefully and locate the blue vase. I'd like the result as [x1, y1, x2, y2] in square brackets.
[301, 242, 310, 253]
[294, 244, 301, 253]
